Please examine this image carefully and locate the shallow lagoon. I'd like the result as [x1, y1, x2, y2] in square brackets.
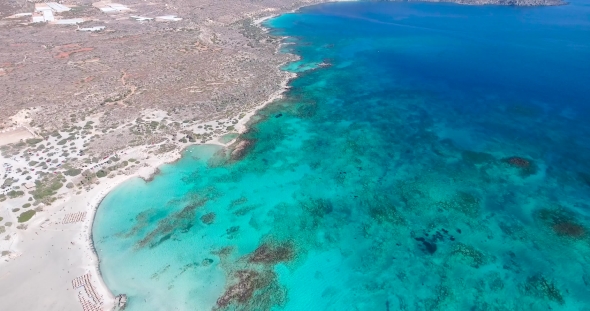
[94, 1, 590, 310]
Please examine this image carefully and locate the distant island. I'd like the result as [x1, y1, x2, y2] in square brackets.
[404, 0, 565, 6]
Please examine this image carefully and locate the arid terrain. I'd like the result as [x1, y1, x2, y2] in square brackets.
[0, 0, 314, 240]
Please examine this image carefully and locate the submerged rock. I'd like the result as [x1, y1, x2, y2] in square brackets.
[222, 226, 240, 240]
[521, 274, 565, 305]
[505, 156, 531, 168]
[300, 198, 333, 218]
[414, 228, 457, 255]
[535, 207, 587, 239]
[216, 270, 261, 308]
[552, 221, 585, 238]
[365, 194, 406, 225]
[292, 101, 318, 118]
[415, 237, 437, 254]
[215, 269, 285, 310]
[437, 191, 481, 217]
[502, 156, 538, 177]
[230, 139, 255, 161]
[212, 246, 234, 259]
[450, 243, 487, 268]
[200, 212, 216, 225]
[248, 242, 294, 264]
[117, 208, 158, 238]
[135, 198, 207, 249]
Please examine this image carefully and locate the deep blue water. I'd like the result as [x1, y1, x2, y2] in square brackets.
[94, 1, 590, 310]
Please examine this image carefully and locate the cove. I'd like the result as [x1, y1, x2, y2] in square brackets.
[94, 1, 590, 310]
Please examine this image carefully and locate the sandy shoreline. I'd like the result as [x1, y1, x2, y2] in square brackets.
[91, 71, 295, 309]
[0, 14, 298, 309]
[0, 145, 185, 310]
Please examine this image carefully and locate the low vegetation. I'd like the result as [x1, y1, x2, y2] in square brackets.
[64, 168, 82, 176]
[7, 190, 24, 198]
[30, 175, 65, 203]
[18, 210, 36, 223]
[26, 138, 43, 145]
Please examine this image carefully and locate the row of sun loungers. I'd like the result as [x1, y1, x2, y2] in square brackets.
[83, 273, 102, 305]
[63, 211, 87, 224]
[72, 274, 87, 288]
[78, 292, 102, 311]
[72, 273, 103, 310]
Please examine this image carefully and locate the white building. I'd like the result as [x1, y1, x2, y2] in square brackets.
[46, 2, 71, 13]
[42, 9, 54, 22]
[156, 15, 182, 22]
[34, 3, 52, 12]
[32, 2, 70, 23]
[131, 15, 153, 21]
[93, 1, 130, 13]
[31, 12, 45, 23]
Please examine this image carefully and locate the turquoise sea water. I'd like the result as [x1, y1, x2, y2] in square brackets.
[94, 1, 590, 310]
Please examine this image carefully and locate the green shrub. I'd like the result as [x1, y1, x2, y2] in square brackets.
[26, 138, 43, 145]
[18, 210, 36, 223]
[2, 178, 15, 187]
[96, 170, 107, 178]
[64, 168, 81, 176]
[22, 203, 31, 208]
[31, 177, 63, 202]
[7, 190, 24, 198]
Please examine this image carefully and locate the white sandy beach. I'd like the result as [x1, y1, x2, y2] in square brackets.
[0, 67, 294, 310]
[0, 147, 180, 310]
